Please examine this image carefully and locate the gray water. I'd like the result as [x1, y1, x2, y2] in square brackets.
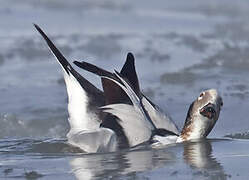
[1, 0, 249, 179]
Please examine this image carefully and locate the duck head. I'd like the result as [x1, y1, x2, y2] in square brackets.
[177, 89, 223, 142]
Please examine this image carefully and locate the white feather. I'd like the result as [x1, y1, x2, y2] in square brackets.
[152, 135, 178, 147]
[142, 97, 179, 135]
[68, 128, 117, 153]
[102, 104, 153, 147]
[64, 72, 100, 135]
[46, 41, 100, 134]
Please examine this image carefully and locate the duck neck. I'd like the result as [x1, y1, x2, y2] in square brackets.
[177, 116, 211, 143]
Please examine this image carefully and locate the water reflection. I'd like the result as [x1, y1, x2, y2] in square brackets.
[183, 140, 228, 180]
[69, 147, 176, 180]
[69, 140, 230, 180]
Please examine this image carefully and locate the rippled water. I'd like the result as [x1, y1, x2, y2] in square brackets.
[1, 138, 249, 179]
[1, 0, 249, 179]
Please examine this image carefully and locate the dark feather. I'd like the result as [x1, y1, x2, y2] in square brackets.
[120, 53, 140, 94]
[153, 128, 179, 137]
[73, 53, 140, 105]
[100, 113, 129, 149]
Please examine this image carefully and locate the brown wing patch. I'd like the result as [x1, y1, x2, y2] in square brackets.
[101, 78, 131, 105]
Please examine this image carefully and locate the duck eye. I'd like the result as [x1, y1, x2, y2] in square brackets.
[198, 92, 205, 100]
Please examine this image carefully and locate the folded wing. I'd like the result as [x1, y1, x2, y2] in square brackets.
[101, 73, 155, 147]
[74, 55, 179, 135]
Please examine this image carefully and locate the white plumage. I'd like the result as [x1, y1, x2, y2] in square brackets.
[102, 104, 152, 147]
[68, 128, 117, 153]
[64, 72, 100, 134]
[141, 97, 179, 135]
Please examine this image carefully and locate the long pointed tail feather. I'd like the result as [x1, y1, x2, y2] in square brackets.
[34, 24, 71, 75]
[34, 24, 105, 132]
[34, 24, 104, 106]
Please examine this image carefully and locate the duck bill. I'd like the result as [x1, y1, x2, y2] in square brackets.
[199, 103, 216, 119]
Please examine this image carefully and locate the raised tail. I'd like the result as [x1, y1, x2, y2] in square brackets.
[34, 24, 105, 133]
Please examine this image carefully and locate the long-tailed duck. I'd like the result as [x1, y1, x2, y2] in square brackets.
[34, 24, 223, 153]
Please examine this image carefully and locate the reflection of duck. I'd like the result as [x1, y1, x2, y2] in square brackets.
[183, 140, 228, 179]
[69, 148, 176, 180]
[34, 24, 223, 153]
